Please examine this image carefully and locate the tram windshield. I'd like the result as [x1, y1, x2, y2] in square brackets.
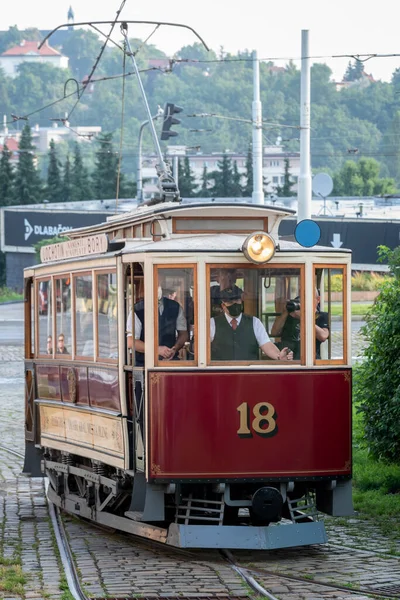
[209, 266, 304, 363]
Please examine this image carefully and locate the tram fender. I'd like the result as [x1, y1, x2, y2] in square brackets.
[316, 479, 354, 516]
[22, 440, 43, 477]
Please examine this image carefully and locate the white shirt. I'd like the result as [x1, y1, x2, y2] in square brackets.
[210, 313, 270, 346]
[126, 301, 187, 340]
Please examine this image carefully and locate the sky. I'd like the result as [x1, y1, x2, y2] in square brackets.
[2, 0, 400, 83]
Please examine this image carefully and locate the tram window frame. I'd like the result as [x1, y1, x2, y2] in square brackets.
[313, 264, 348, 365]
[153, 264, 198, 368]
[36, 276, 54, 358]
[96, 269, 118, 363]
[206, 263, 306, 366]
[73, 271, 95, 361]
[54, 275, 72, 359]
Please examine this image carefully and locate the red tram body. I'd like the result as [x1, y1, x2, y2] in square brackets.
[23, 201, 353, 549]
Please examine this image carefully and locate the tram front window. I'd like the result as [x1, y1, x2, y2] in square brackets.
[209, 266, 303, 363]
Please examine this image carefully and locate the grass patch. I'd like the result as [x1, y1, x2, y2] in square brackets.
[0, 563, 27, 595]
[0, 287, 23, 303]
[330, 302, 373, 317]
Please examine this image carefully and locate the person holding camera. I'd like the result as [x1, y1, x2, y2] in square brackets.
[271, 290, 329, 360]
[211, 287, 293, 361]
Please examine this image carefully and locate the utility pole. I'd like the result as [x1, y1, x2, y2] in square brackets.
[252, 50, 264, 205]
[298, 30, 312, 222]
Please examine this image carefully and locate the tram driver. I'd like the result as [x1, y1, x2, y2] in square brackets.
[126, 287, 189, 365]
[271, 289, 329, 359]
[210, 287, 293, 361]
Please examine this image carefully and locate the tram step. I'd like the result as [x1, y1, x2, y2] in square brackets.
[125, 510, 144, 522]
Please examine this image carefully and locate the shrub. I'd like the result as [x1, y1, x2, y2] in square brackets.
[354, 246, 400, 462]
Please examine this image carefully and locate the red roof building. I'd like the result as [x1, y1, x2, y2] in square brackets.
[0, 40, 68, 77]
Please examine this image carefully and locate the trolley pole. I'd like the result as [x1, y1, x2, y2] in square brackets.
[298, 30, 312, 222]
[252, 50, 264, 205]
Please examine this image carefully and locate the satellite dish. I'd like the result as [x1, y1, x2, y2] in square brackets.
[312, 173, 333, 198]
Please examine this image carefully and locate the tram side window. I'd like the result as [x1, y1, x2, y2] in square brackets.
[97, 272, 118, 359]
[152, 267, 195, 365]
[75, 274, 94, 357]
[315, 267, 346, 363]
[38, 279, 53, 356]
[209, 266, 303, 363]
[55, 277, 71, 356]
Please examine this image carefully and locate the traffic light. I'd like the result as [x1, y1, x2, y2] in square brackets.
[161, 103, 183, 141]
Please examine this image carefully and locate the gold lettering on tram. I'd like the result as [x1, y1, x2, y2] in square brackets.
[237, 401, 277, 438]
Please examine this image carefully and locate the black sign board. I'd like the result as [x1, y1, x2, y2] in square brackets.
[2, 210, 110, 249]
[279, 218, 400, 265]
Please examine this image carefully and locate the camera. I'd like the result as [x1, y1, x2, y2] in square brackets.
[286, 298, 300, 313]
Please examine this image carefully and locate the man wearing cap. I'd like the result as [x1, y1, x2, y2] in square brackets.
[210, 287, 293, 361]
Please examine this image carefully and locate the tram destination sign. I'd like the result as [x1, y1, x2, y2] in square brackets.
[40, 233, 109, 263]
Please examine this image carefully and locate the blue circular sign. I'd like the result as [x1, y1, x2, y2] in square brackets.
[294, 219, 321, 248]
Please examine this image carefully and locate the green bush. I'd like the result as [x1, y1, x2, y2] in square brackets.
[354, 246, 400, 462]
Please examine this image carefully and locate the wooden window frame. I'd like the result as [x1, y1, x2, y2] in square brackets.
[36, 275, 54, 359]
[73, 271, 95, 362]
[153, 264, 198, 368]
[313, 264, 348, 366]
[54, 275, 72, 359]
[206, 263, 306, 367]
[172, 216, 269, 235]
[96, 269, 118, 364]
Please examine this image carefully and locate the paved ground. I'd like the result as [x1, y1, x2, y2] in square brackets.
[2, 308, 400, 600]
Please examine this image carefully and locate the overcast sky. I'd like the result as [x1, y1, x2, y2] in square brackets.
[2, 0, 400, 82]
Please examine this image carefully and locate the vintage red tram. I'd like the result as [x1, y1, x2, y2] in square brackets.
[23, 200, 353, 549]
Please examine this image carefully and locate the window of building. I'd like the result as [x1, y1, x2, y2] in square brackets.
[208, 266, 304, 364]
[153, 266, 196, 366]
[272, 176, 279, 183]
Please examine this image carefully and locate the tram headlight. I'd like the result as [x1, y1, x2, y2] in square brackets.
[242, 232, 276, 264]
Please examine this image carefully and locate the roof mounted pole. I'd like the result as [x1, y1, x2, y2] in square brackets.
[252, 50, 264, 206]
[298, 30, 312, 222]
[122, 26, 180, 203]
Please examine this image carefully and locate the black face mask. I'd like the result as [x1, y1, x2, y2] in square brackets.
[226, 303, 242, 317]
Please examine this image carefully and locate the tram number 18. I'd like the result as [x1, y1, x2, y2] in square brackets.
[237, 402, 277, 438]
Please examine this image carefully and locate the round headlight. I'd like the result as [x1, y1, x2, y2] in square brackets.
[242, 231, 276, 264]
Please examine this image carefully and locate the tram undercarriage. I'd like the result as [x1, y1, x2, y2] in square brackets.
[41, 449, 354, 549]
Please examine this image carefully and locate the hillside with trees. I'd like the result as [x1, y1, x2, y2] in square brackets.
[0, 26, 400, 204]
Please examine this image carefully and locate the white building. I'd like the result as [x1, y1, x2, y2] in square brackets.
[141, 145, 300, 198]
[0, 40, 69, 77]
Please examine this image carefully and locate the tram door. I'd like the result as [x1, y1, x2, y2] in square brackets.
[125, 263, 145, 472]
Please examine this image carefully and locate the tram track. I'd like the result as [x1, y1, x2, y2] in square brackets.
[1, 443, 398, 599]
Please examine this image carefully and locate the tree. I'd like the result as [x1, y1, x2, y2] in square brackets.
[46, 140, 63, 202]
[92, 133, 122, 199]
[232, 161, 243, 197]
[333, 158, 396, 196]
[381, 111, 400, 184]
[354, 246, 400, 461]
[177, 157, 197, 197]
[71, 143, 92, 201]
[13, 123, 42, 205]
[0, 144, 15, 206]
[275, 158, 296, 197]
[198, 165, 211, 197]
[242, 144, 253, 197]
[343, 59, 364, 82]
[208, 154, 238, 197]
[62, 154, 73, 203]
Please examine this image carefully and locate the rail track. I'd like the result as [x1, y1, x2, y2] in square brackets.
[1, 442, 399, 600]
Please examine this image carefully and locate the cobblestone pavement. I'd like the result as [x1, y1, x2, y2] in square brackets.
[2, 341, 400, 600]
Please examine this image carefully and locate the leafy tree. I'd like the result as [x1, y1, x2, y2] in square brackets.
[61, 29, 102, 81]
[62, 154, 73, 203]
[0, 144, 15, 206]
[71, 143, 92, 201]
[242, 144, 253, 196]
[333, 158, 396, 196]
[343, 59, 364, 82]
[275, 158, 296, 197]
[46, 140, 63, 202]
[354, 245, 400, 461]
[381, 111, 400, 184]
[177, 157, 197, 197]
[13, 123, 42, 205]
[0, 26, 41, 54]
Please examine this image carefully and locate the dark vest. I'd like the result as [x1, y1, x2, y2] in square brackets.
[211, 314, 259, 361]
[134, 297, 180, 366]
[280, 316, 301, 360]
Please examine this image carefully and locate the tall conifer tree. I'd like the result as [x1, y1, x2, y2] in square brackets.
[0, 144, 15, 206]
[46, 139, 63, 202]
[14, 123, 42, 205]
[71, 143, 92, 201]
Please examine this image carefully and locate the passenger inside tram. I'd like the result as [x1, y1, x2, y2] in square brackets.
[210, 286, 293, 362]
[126, 286, 189, 364]
[271, 288, 329, 359]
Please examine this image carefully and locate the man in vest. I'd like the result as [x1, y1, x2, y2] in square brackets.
[127, 288, 188, 366]
[211, 287, 293, 361]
